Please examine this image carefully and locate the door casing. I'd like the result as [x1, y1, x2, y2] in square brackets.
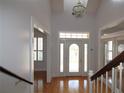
[59, 38, 89, 76]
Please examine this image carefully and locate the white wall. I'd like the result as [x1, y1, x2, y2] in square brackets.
[97, 0, 124, 28]
[0, 0, 51, 92]
[96, 0, 124, 68]
[51, 12, 98, 77]
[0, 0, 3, 65]
[0, 1, 3, 92]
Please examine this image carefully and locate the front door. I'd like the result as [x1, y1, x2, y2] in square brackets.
[60, 39, 89, 76]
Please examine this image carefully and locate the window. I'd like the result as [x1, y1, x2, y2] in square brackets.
[84, 44, 88, 72]
[108, 41, 113, 61]
[60, 43, 64, 72]
[104, 41, 113, 64]
[33, 37, 43, 61]
[59, 32, 89, 39]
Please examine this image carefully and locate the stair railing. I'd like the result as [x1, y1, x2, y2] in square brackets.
[0, 66, 33, 85]
[90, 51, 124, 93]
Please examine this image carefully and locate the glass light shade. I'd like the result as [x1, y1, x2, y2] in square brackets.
[72, 1, 86, 17]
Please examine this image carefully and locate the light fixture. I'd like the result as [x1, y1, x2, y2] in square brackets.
[72, 0, 86, 17]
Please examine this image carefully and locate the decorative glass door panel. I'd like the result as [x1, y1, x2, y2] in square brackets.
[69, 44, 79, 72]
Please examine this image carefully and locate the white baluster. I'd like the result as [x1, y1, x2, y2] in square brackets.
[119, 63, 123, 93]
[101, 75, 103, 93]
[115, 68, 117, 93]
[112, 68, 115, 93]
[97, 78, 99, 93]
[94, 80, 96, 93]
[106, 72, 108, 93]
[90, 80, 93, 93]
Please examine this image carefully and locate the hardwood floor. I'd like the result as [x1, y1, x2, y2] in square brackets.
[35, 76, 89, 93]
[34, 71, 47, 93]
[92, 80, 111, 93]
[34, 72, 111, 93]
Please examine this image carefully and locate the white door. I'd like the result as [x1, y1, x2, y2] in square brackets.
[60, 39, 89, 76]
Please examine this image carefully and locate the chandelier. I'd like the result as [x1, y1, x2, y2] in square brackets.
[72, 0, 86, 17]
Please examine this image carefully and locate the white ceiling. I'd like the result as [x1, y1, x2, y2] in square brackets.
[86, 0, 102, 14]
[50, 0, 102, 15]
[50, 0, 64, 13]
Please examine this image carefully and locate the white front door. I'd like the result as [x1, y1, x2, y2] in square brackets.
[60, 39, 89, 76]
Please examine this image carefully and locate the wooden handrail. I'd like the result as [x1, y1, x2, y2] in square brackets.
[0, 66, 33, 85]
[91, 51, 124, 81]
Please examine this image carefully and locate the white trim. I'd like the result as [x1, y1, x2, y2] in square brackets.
[30, 16, 34, 93]
[98, 30, 102, 69]
[31, 17, 52, 83]
[32, 17, 49, 34]
[101, 30, 124, 39]
[100, 18, 124, 31]
[58, 38, 89, 76]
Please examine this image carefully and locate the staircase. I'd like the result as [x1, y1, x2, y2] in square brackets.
[89, 51, 124, 93]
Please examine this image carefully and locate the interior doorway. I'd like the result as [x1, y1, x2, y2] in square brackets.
[33, 28, 47, 93]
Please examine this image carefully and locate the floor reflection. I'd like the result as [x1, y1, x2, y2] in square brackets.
[84, 80, 89, 93]
[68, 80, 79, 93]
[35, 76, 89, 93]
[52, 76, 89, 93]
[60, 80, 64, 93]
[34, 80, 44, 93]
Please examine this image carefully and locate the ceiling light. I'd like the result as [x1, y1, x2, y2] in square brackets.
[72, 0, 86, 17]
